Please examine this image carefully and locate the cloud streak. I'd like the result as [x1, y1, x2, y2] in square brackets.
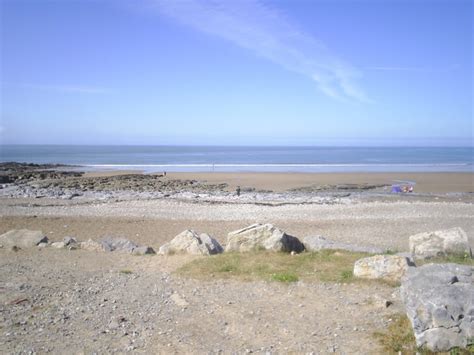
[150, 0, 371, 102]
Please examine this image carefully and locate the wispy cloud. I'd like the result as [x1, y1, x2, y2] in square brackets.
[149, 0, 371, 103]
[2, 82, 111, 94]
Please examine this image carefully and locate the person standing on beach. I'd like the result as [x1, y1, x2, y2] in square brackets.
[236, 186, 241, 197]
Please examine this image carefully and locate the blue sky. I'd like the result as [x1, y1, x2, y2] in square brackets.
[1, 0, 472, 146]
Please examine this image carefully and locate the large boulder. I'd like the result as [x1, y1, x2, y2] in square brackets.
[303, 235, 384, 254]
[400, 263, 473, 351]
[0, 229, 48, 248]
[353, 255, 411, 282]
[409, 227, 472, 260]
[158, 230, 223, 256]
[225, 223, 304, 253]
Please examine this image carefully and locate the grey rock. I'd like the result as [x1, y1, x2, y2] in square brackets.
[100, 237, 138, 253]
[353, 255, 410, 282]
[0, 229, 48, 248]
[63, 236, 78, 246]
[409, 227, 472, 260]
[131, 246, 156, 255]
[225, 223, 304, 253]
[303, 235, 384, 254]
[158, 230, 223, 256]
[400, 263, 474, 351]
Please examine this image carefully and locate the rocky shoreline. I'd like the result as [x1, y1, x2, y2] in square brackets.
[1, 162, 469, 204]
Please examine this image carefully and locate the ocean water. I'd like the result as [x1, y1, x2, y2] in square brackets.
[0, 145, 472, 173]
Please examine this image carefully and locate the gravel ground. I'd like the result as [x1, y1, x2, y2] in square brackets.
[1, 248, 402, 354]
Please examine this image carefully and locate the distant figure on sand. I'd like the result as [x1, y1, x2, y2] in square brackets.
[236, 186, 241, 197]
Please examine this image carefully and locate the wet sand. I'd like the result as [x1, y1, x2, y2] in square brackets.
[162, 172, 474, 194]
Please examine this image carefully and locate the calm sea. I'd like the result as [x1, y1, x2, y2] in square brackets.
[0, 145, 472, 173]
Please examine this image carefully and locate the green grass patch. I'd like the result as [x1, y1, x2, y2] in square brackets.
[176, 249, 370, 283]
[271, 272, 299, 283]
[119, 269, 133, 274]
[374, 313, 474, 354]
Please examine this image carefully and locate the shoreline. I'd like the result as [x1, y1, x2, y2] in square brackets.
[1, 163, 472, 202]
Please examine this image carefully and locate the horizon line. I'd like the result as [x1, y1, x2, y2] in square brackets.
[1, 143, 473, 148]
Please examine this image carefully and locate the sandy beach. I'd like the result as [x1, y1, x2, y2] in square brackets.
[167, 171, 474, 193]
[1, 166, 473, 353]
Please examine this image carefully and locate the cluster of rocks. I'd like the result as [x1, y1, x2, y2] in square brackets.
[0, 163, 378, 204]
[26, 174, 228, 194]
[0, 162, 232, 200]
[158, 223, 305, 256]
[350, 227, 472, 352]
[352, 227, 471, 282]
[158, 223, 472, 352]
[0, 230, 155, 256]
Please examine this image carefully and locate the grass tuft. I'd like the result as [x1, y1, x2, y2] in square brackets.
[271, 272, 299, 283]
[374, 314, 416, 353]
[176, 249, 370, 283]
[119, 269, 133, 274]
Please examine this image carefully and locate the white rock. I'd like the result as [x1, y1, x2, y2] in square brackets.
[79, 239, 103, 252]
[158, 230, 223, 256]
[225, 223, 304, 253]
[409, 227, 472, 259]
[51, 241, 65, 249]
[353, 255, 410, 282]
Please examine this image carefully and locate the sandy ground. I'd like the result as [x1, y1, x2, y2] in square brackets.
[166, 172, 474, 193]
